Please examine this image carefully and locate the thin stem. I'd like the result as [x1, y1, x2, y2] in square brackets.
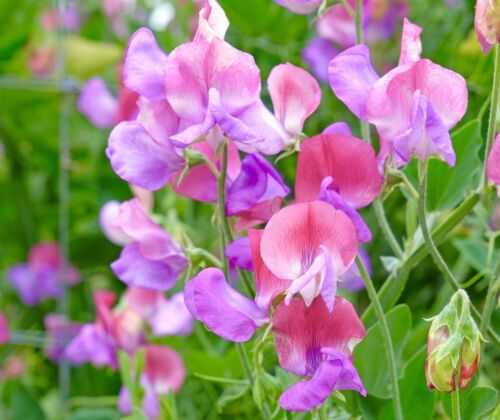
[480, 257, 500, 335]
[355, 0, 363, 45]
[373, 200, 404, 259]
[482, 44, 500, 188]
[451, 373, 461, 420]
[356, 256, 403, 420]
[340, 0, 355, 18]
[217, 141, 231, 278]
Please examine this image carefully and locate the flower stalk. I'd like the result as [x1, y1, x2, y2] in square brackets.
[356, 256, 403, 420]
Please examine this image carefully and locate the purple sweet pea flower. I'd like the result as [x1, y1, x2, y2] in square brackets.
[7, 242, 80, 306]
[44, 314, 82, 363]
[329, 18, 468, 167]
[302, 38, 340, 83]
[339, 247, 371, 291]
[225, 237, 254, 272]
[118, 345, 186, 419]
[148, 292, 194, 337]
[109, 199, 187, 291]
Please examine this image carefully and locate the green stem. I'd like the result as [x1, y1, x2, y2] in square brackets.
[217, 141, 231, 278]
[356, 256, 403, 420]
[452, 372, 461, 420]
[482, 44, 500, 188]
[355, 0, 363, 45]
[373, 199, 404, 258]
[418, 162, 500, 346]
[480, 257, 500, 335]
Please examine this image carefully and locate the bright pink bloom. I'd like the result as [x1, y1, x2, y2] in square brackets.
[8, 242, 80, 306]
[475, 0, 500, 54]
[110, 199, 187, 291]
[267, 63, 321, 141]
[487, 133, 500, 186]
[261, 201, 358, 311]
[194, 0, 229, 42]
[118, 345, 186, 419]
[329, 18, 468, 167]
[0, 312, 9, 344]
[273, 297, 366, 411]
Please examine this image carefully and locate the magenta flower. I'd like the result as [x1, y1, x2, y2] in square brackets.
[487, 133, 500, 186]
[118, 345, 186, 419]
[0, 312, 9, 345]
[267, 63, 321, 142]
[329, 18, 468, 167]
[273, 297, 366, 411]
[295, 133, 382, 242]
[109, 199, 187, 291]
[475, 0, 500, 54]
[273, 0, 323, 14]
[44, 314, 82, 363]
[7, 242, 80, 306]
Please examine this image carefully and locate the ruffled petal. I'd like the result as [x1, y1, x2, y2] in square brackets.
[137, 97, 180, 144]
[322, 121, 352, 135]
[226, 237, 254, 271]
[295, 134, 382, 209]
[272, 297, 366, 377]
[329, 44, 379, 119]
[143, 344, 186, 393]
[398, 18, 422, 66]
[317, 2, 357, 47]
[260, 201, 358, 281]
[302, 38, 339, 83]
[149, 292, 194, 336]
[107, 121, 185, 191]
[279, 350, 366, 412]
[267, 63, 321, 135]
[123, 28, 169, 100]
[194, 0, 229, 42]
[98, 200, 132, 246]
[77, 78, 118, 128]
[487, 134, 500, 185]
[184, 268, 268, 342]
[249, 230, 288, 310]
[65, 324, 117, 368]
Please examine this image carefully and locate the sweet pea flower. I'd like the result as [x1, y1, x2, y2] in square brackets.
[273, 297, 366, 411]
[486, 133, 500, 187]
[65, 291, 145, 368]
[118, 345, 186, 419]
[302, 39, 340, 83]
[329, 18, 468, 167]
[267, 63, 321, 143]
[339, 247, 371, 291]
[8, 242, 80, 306]
[226, 237, 254, 272]
[295, 133, 382, 242]
[124, 287, 194, 337]
[108, 199, 187, 291]
[194, 0, 230, 42]
[272, 0, 322, 14]
[475, 0, 500, 54]
[0, 313, 9, 344]
[44, 314, 82, 363]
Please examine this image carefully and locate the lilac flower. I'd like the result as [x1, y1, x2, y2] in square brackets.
[44, 314, 82, 363]
[109, 199, 188, 291]
[339, 247, 372, 291]
[487, 133, 500, 187]
[8, 242, 80, 306]
[329, 18, 468, 167]
[225, 237, 254, 273]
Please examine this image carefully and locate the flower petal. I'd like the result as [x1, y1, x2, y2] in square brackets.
[226, 237, 254, 271]
[184, 268, 268, 342]
[123, 28, 169, 100]
[302, 38, 339, 83]
[268, 63, 321, 135]
[149, 292, 194, 336]
[260, 201, 358, 280]
[77, 78, 118, 128]
[99, 200, 132, 246]
[329, 44, 379, 119]
[322, 121, 352, 135]
[295, 134, 382, 209]
[273, 0, 322, 15]
[65, 324, 117, 368]
[194, 0, 230, 42]
[107, 121, 185, 191]
[398, 18, 422, 66]
[143, 344, 186, 393]
[272, 297, 366, 377]
[487, 134, 500, 186]
[0, 312, 9, 344]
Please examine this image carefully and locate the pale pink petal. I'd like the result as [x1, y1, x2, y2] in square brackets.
[260, 201, 358, 281]
[77, 78, 118, 128]
[143, 344, 186, 393]
[99, 200, 132, 246]
[194, 0, 229, 42]
[274, 0, 323, 15]
[475, 0, 500, 54]
[487, 134, 500, 186]
[398, 18, 422, 66]
[317, 1, 357, 47]
[123, 28, 168, 100]
[136, 97, 180, 144]
[295, 134, 383, 209]
[149, 292, 194, 336]
[268, 63, 321, 135]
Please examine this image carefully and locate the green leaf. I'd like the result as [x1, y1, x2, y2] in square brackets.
[69, 408, 120, 420]
[442, 385, 498, 419]
[11, 383, 46, 420]
[353, 305, 412, 399]
[216, 384, 250, 412]
[184, 349, 243, 378]
[452, 237, 488, 272]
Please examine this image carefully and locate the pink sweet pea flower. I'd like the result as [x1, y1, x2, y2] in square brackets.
[475, 0, 500, 54]
[267, 63, 321, 143]
[260, 201, 358, 311]
[273, 297, 366, 411]
[0, 312, 9, 344]
[487, 133, 500, 186]
[273, 0, 323, 14]
[295, 133, 382, 242]
[339, 247, 371, 291]
[118, 345, 186, 419]
[7, 242, 80, 306]
[194, 0, 230, 42]
[329, 18, 468, 167]
[44, 314, 82, 363]
[109, 199, 188, 291]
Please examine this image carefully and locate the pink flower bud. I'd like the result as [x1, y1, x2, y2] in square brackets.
[475, 0, 500, 54]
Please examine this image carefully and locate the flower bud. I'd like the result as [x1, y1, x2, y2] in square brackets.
[475, 0, 500, 54]
[425, 290, 482, 392]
